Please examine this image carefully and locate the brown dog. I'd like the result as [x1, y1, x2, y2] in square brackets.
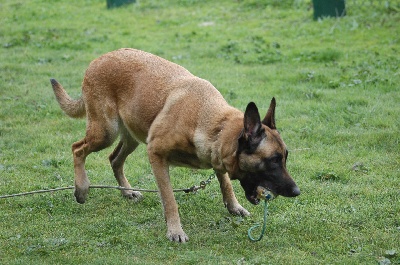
[51, 48, 300, 242]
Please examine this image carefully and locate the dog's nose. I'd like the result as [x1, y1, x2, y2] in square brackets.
[291, 186, 300, 197]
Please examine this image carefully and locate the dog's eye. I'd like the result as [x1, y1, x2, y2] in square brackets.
[270, 155, 281, 165]
[263, 154, 282, 169]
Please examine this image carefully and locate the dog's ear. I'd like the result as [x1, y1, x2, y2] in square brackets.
[262, 97, 276, 129]
[238, 102, 265, 154]
[244, 102, 262, 139]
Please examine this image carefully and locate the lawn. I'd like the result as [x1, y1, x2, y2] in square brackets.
[0, 0, 399, 264]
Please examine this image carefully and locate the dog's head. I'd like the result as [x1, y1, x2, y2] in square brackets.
[234, 98, 300, 205]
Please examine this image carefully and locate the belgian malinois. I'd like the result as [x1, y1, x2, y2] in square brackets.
[51, 48, 300, 242]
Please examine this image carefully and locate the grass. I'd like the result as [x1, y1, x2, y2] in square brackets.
[0, 0, 399, 264]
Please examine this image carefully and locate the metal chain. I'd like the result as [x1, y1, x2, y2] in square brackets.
[184, 173, 216, 193]
[0, 173, 216, 199]
[199, 173, 216, 189]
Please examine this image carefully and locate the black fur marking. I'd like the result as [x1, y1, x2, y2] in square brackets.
[237, 128, 266, 155]
[50, 78, 58, 87]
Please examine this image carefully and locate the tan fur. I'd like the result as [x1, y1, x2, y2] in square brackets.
[51, 48, 298, 243]
[51, 80, 85, 118]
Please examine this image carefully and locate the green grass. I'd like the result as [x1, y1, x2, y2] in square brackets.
[1, 0, 399, 264]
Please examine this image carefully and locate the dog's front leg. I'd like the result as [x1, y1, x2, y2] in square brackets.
[147, 150, 189, 243]
[216, 172, 250, 216]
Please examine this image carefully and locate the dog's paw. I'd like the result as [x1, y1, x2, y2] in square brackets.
[74, 192, 87, 204]
[227, 204, 250, 217]
[167, 229, 189, 243]
[74, 186, 89, 204]
[123, 191, 143, 202]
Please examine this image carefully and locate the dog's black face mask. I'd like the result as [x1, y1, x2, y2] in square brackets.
[239, 162, 300, 204]
[236, 98, 300, 205]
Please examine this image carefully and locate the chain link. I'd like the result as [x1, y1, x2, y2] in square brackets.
[184, 173, 216, 193]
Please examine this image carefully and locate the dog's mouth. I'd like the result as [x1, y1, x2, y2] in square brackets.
[239, 173, 300, 205]
[240, 177, 276, 205]
[245, 185, 277, 205]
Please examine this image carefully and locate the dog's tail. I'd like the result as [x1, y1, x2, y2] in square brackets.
[50, 79, 86, 118]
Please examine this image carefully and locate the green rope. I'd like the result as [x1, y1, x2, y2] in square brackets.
[248, 199, 269, 242]
[247, 188, 274, 242]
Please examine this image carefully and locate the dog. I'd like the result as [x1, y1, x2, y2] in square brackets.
[50, 48, 300, 242]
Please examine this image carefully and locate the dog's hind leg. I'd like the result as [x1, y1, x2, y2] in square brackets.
[216, 172, 250, 216]
[73, 119, 119, 204]
[109, 130, 143, 201]
[72, 138, 90, 204]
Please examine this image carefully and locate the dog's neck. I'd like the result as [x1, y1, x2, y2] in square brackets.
[210, 110, 243, 175]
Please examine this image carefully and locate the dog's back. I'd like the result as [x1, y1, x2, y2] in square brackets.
[79, 48, 229, 142]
